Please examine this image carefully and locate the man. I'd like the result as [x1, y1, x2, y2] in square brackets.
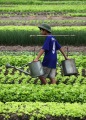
[34, 23, 68, 84]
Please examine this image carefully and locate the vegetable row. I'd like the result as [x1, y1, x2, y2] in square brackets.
[0, 66, 86, 84]
[0, 52, 85, 67]
[0, 0, 85, 5]
[0, 2, 85, 12]
[0, 26, 86, 45]
[0, 84, 86, 103]
[0, 102, 86, 120]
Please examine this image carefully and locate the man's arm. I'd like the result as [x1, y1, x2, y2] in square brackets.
[59, 47, 68, 60]
[34, 49, 45, 61]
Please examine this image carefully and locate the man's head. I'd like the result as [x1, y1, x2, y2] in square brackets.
[38, 23, 51, 35]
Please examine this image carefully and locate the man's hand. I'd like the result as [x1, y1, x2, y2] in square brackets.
[65, 56, 69, 60]
[34, 58, 39, 62]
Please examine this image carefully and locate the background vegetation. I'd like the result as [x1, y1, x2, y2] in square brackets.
[0, 0, 86, 119]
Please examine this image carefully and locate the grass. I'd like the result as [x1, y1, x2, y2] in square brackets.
[0, 5, 85, 13]
[0, 0, 86, 5]
[0, 26, 86, 46]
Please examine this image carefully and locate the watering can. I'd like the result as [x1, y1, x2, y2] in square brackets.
[60, 45, 78, 76]
[6, 61, 44, 78]
[57, 59, 78, 76]
[61, 59, 78, 76]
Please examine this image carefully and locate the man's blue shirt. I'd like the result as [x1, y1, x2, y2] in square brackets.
[42, 35, 61, 68]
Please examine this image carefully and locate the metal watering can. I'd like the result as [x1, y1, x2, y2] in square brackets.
[57, 59, 78, 76]
[61, 59, 78, 76]
[6, 61, 44, 78]
[60, 45, 78, 76]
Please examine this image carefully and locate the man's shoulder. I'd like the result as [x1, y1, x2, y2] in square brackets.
[46, 35, 55, 40]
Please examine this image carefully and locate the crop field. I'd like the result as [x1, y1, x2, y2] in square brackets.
[0, 0, 86, 120]
[0, 51, 86, 84]
[0, 51, 86, 119]
[0, 0, 86, 26]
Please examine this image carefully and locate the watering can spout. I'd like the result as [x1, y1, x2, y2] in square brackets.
[5, 63, 30, 75]
[5, 61, 44, 77]
[6, 63, 10, 68]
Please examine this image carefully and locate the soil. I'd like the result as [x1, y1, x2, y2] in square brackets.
[0, 15, 86, 26]
[1, 15, 86, 21]
[0, 45, 86, 53]
[0, 114, 85, 120]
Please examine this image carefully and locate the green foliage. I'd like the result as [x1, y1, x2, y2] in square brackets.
[0, 84, 86, 103]
[0, 0, 86, 18]
[0, 52, 86, 67]
[0, 4, 86, 13]
[0, 26, 86, 45]
[0, 52, 85, 85]
[0, 26, 39, 45]
[0, 0, 86, 5]
[0, 102, 86, 119]
[0, 66, 85, 85]
[0, 0, 86, 17]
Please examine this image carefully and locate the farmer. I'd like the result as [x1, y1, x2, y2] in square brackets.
[34, 23, 68, 84]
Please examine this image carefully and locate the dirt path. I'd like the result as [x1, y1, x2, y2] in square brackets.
[1, 16, 86, 21]
[0, 46, 86, 53]
[0, 15, 86, 26]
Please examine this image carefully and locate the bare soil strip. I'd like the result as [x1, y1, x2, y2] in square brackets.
[0, 46, 86, 53]
[0, 16, 86, 21]
[0, 15, 86, 26]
